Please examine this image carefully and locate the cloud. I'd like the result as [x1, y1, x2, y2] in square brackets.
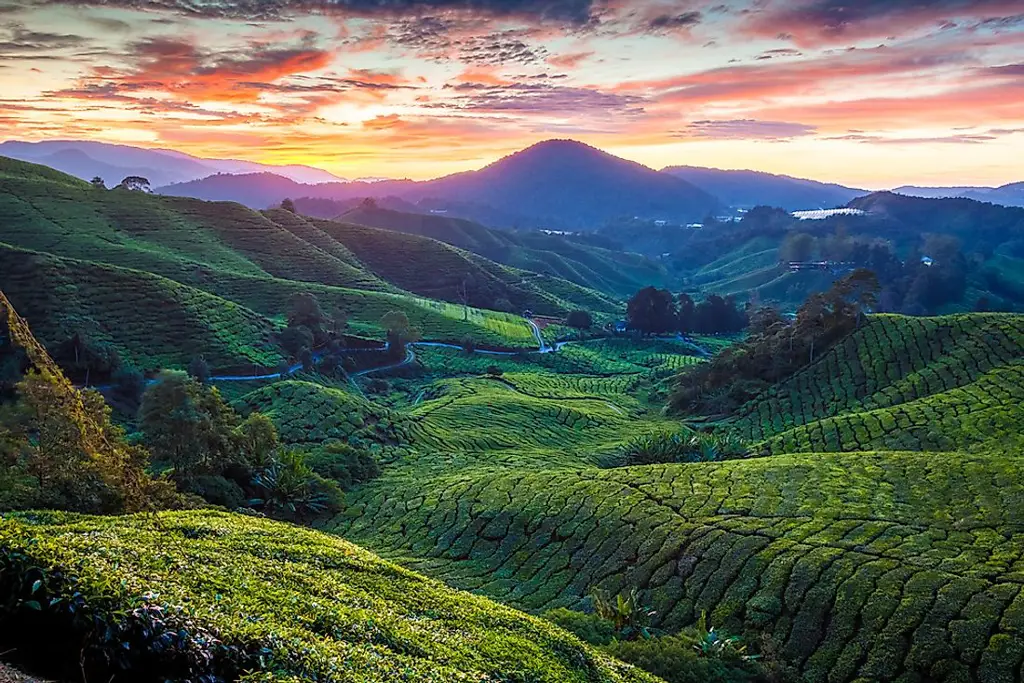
[741, 0, 1024, 47]
[676, 118, 817, 140]
[40, 0, 600, 23]
[646, 10, 702, 33]
[826, 133, 999, 144]
[0, 22, 88, 54]
[546, 50, 593, 69]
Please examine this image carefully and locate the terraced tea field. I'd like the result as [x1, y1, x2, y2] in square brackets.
[324, 313, 1024, 683]
[729, 314, 1024, 452]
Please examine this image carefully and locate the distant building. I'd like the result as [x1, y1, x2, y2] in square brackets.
[921, 256, 935, 267]
[687, 223, 704, 229]
[654, 220, 668, 227]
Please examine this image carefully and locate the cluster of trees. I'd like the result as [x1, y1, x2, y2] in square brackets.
[278, 292, 357, 377]
[780, 229, 969, 315]
[137, 371, 348, 522]
[627, 288, 748, 336]
[0, 299, 178, 513]
[670, 269, 880, 416]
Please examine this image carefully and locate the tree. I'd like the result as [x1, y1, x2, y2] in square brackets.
[780, 232, 816, 262]
[280, 198, 296, 213]
[566, 310, 593, 339]
[187, 355, 211, 384]
[381, 310, 420, 359]
[298, 346, 314, 372]
[139, 371, 240, 482]
[457, 276, 474, 321]
[279, 325, 314, 357]
[117, 176, 150, 192]
[676, 293, 696, 334]
[234, 412, 279, 469]
[287, 292, 326, 340]
[90, 176, 105, 189]
[626, 287, 677, 335]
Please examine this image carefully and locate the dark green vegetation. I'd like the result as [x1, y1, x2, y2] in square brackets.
[4, 153, 1024, 683]
[329, 312, 1024, 683]
[339, 202, 669, 298]
[602, 194, 1024, 314]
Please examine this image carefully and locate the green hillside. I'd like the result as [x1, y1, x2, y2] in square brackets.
[325, 313, 1024, 683]
[728, 314, 1024, 451]
[0, 156, 590, 363]
[0, 511, 655, 683]
[340, 204, 669, 298]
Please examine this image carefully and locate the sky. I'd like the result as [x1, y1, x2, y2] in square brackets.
[1, 0, 1023, 188]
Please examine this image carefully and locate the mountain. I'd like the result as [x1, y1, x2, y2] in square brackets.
[662, 165, 865, 210]
[398, 140, 719, 230]
[893, 182, 1024, 207]
[161, 139, 721, 230]
[0, 139, 346, 187]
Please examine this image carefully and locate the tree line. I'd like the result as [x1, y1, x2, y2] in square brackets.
[626, 287, 748, 336]
[670, 269, 880, 417]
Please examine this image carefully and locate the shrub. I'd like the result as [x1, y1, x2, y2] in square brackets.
[485, 365, 504, 377]
[604, 634, 762, 683]
[185, 474, 246, 510]
[305, 441, 380, 490]
[542, 607, 617, 646]
[619, 432, 749, 466]
[590, 588, 654, 641]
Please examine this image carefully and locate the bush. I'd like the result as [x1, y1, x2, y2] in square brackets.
[185, 474, 246, 510]
[305, 442, 380, 490]
[619, 432, 748, 466]
[485, 365, 504, 377]
[542, 607, 617, 646]
[604, 634, 762, 683]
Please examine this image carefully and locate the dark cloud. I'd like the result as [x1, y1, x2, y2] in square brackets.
[442, 80, 645, 117]
[0, 22, 87, 53]
[743, 0, 1024, 45]
[646, 10, 702, 32]
[676, 119, 817, 141]
[41, 0, 599, 23]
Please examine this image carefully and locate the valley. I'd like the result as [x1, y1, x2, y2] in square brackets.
[1, 153, 1023, 683]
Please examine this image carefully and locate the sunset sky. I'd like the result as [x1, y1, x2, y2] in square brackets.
[2, 0, 1023, 187]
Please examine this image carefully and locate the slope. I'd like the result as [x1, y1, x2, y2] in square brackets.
[662, 166, 865, 211]
[0, 510, 656, 683]
[328, 312, 1024, 683]
[726, 314, 1024, 452]
[339, 204, 669, 298]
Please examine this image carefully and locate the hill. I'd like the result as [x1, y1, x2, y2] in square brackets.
[339, 203, 669, 297]
[662, 166, 865, 211]
[0, 510, 654, 683]
[159, 139, 720, 230]
[0, 139, 345, 186]
[893, 182, 1024, 208]
[330, 313, 1024, 683]
[0, 155, 612, 366]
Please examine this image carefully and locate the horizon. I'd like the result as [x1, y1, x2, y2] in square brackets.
[2, 1, 1023, 189]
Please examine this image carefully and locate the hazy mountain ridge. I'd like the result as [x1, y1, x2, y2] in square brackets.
[0, 140, 347, 187]
[894, 182, 1024, 207]
[662, 165, 866, 210]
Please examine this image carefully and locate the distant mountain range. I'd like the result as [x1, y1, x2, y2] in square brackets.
[0, 140, 346, 187]
[158, 140, 720, 231]
[662, 166, 865, 211]
[893, 183, 1024, 207]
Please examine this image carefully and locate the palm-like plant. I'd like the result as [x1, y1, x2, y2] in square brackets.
[250, 450, 329, 520]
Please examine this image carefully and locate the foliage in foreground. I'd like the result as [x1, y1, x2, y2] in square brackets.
[0, 510, 658, 683]
[0, 291, 178, 514]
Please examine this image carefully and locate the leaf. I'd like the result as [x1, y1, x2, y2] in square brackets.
[23, 600, 41, 611]
[31, 579, 42, 594]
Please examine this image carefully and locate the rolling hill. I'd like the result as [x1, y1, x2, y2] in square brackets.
[662, 166, 865, 211]
[338, 203, 670, 297]
[0, 155, 620, 368]
[893, 182, 1024, 207]
[330, 313, 1024, 683]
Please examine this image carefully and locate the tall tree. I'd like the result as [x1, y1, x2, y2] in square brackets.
[566, 310, 593, 339]
[627, 287, 677, 335]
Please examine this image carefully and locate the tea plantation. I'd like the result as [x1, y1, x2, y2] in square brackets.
[0, 511, 656, 683]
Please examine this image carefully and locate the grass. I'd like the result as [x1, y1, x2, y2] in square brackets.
[0, 510, 657, 683]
